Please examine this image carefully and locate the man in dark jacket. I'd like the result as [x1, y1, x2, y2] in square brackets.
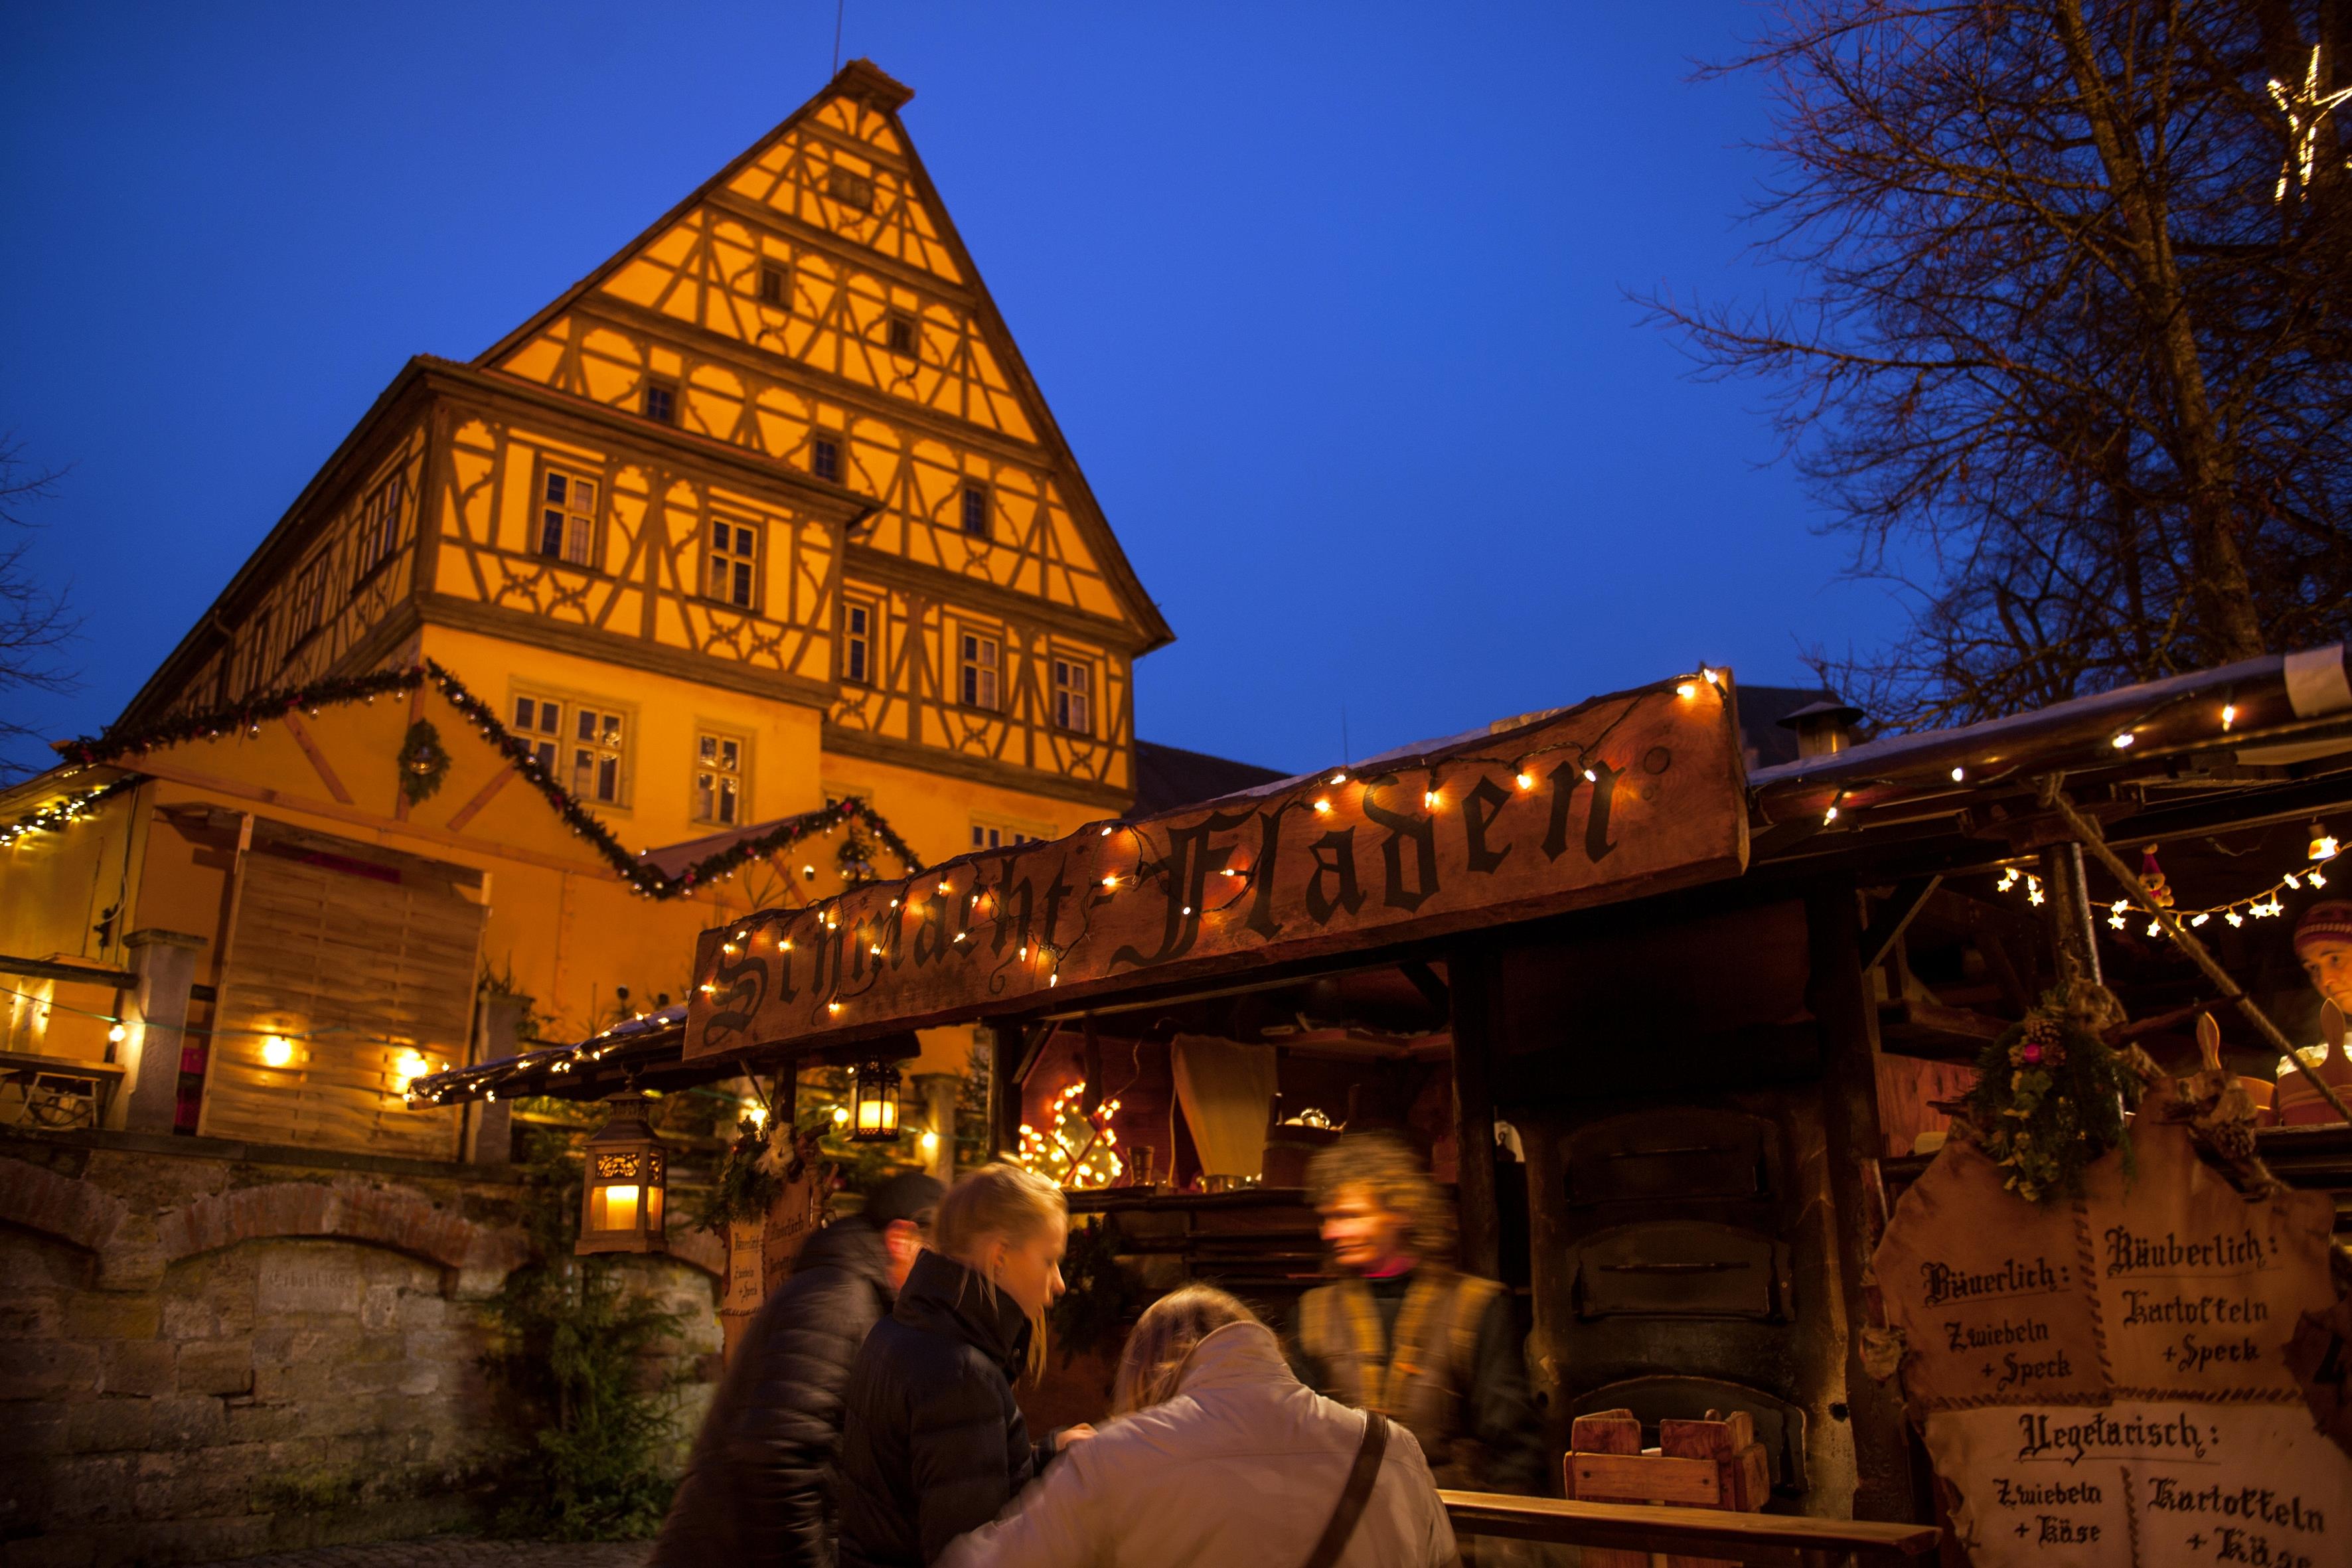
[653, 1170, 943, 1568]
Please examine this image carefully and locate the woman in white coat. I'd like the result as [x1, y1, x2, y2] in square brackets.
[941, 1286, 1458, 1568]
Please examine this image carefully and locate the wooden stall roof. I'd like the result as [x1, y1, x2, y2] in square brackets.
[416, 641, 2352, 1103]
[683, 671, 1752, 1066]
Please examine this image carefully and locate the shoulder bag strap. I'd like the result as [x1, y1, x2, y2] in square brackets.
[1298, 1411, 1391, 1568]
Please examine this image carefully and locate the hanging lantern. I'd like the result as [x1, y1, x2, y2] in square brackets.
[576, 1092, 668, 1256]
[848, 1058, 903, 1144]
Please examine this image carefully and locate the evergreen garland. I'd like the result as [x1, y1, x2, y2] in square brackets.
[52, 659, 925, 899]
[1962, 986, 2146, 1202]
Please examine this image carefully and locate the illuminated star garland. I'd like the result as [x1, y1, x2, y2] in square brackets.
[1996, 833, 2340, 935]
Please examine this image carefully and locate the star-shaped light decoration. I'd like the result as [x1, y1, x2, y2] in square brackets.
[2268, 44, 2352, 202]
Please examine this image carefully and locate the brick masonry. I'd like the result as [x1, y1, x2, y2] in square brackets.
[0, 1134, 722, 1568]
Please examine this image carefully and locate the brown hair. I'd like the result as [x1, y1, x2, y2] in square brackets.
[933, 1163, 1069, 1382]
[1305, 1130, 1455, 1273]
[1111, 1285, 1261, 1415]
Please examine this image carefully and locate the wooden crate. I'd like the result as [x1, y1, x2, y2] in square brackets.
[1565, 1408, 1770, 1568]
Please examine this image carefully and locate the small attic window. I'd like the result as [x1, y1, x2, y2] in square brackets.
[811, 435, 842, 483]
[757, 262, 791, 307]
[643, 378, 678, 426]
[826, 166, 875, 210]
[886, 313, 918, 358]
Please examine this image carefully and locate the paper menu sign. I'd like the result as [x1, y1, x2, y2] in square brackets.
[1921, 1403, 2337, 1567]
[1872, 1104, 2349, 1566]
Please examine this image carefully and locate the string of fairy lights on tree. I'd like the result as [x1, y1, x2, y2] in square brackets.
[1016, 1080, 1125, 1189]
[23, 662, 921, 896]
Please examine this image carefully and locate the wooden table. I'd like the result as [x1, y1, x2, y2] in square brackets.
[1438, 1492, 1939, 1568]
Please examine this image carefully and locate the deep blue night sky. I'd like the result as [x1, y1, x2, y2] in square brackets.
[0, 1, 1903, 779]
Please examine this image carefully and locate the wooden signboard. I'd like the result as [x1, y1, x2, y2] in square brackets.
[685, 677, 1748, 1061]
[1873, 1088, 2352, 1567]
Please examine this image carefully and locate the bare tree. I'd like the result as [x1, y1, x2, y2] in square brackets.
[1646, 1, 2352, 729]
[0, 435, 78, 778]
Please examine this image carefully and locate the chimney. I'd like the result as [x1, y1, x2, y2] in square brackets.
[1776, 699, 1866, 759]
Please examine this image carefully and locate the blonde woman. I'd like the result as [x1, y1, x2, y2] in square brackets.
[836, 1164, 1091, 1568]
[941, 1286, 1458, 1568]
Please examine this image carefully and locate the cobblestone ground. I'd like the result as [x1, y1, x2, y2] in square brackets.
[193, 1539, 653, 1568]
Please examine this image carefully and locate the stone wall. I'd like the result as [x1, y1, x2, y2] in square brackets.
[0, 1130, 724, 1568]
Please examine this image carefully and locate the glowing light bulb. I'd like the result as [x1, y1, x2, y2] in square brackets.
[834, 1105, 850, 1124]
[262, 1036, 295, 1069]
[1423, 790, 1441, 808]
[108, 1024, 127, 1044]
[920, 1130, 940, 1154]
[2112, 732, 2136, 749]
[1583, 768, 1598, 783]
[1313, 799, 1332, 814]
[826, 1001, 842, 1015]
[1329, 771, 1347, 785]
[1515, 772, 1534, 790]
[1823, 805, 1839, 824]
[2222, 704, 2237, 730]
[1950, 767, 1965, 783]
[1102, 875, 1119, 889]
[2191, 912, 2211, 926]
[1676, 682, 1697, 698]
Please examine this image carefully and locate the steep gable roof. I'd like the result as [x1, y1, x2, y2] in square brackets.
[476, 59, 1171, 650]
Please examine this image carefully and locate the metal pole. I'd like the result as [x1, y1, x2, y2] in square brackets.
[2039, 778, 2352, 1123]
[2037, 840, 2102, 987]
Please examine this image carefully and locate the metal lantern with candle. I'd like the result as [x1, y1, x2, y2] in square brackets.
[576, 1091, 668, 1255]
[848, 1058, 902, 1144]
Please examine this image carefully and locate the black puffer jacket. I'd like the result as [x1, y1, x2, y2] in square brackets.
[835, 1251, 1052, 1568]
[652, 1217, 895, 1568]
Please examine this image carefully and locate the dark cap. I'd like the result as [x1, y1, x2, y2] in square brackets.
[864, 1170, 945, 1229]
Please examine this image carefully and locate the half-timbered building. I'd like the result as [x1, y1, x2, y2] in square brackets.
[0, 60, 1182, 1158]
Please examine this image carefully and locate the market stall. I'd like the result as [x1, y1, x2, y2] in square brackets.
[420, 647, 2352, 1559]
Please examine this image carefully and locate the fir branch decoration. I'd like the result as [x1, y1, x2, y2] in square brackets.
[1962, 986, 2146, 1202]
[54, 661, 925, 901]
[695, 1117, 783, 1233]
[56, 668, 424, 766]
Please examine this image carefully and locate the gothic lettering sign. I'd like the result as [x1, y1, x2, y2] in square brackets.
[684, 676, 1747, 1059]
[1873, 1093, 2352, 1567]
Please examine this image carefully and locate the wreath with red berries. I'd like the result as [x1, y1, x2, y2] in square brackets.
[1962, 992, 2144, 1202]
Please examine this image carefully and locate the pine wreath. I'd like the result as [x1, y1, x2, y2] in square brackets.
[398, 719, 450, 804]
[1962, 988, 2144, 1202]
